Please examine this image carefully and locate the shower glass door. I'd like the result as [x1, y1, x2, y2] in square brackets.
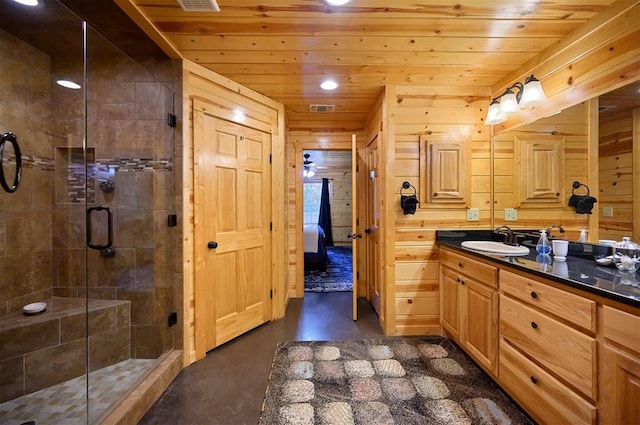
[1, 1, 177, 423]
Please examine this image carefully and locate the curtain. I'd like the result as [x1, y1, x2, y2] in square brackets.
[318, 177, 334, 247]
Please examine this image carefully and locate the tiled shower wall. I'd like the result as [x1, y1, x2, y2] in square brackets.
[50, 52, 180, 359]
[0, 29, 57, 314]
[0, 28, 182, 360]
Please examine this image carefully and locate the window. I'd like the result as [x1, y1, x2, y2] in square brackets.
[303, 182, 323, 224]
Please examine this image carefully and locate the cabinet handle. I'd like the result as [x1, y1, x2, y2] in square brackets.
[530, 376, 538, 384]
[531, 321, 538, 329]
[458, 262, 463, 268]
[530, 291, 538, 299]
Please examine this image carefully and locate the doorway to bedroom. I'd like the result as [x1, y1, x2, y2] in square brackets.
[302, 151, 353, 293]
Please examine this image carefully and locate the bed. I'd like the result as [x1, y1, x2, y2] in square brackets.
[303, 223, 328, 271]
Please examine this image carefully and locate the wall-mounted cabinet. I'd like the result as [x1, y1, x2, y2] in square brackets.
[514, 136, 565, 207]
[419, 136, 470, 208]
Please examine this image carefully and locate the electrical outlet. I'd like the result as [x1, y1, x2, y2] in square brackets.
[602, 206, 614, 217]
[467, 208, 480, 221]
[505, 208, 518, 221]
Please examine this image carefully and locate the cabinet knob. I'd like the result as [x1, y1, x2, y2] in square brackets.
[407, 299, 413, 304]
[530, 376, 538, 384]
[460, 279, 465, 285]
[531, 321, 538, 329]
[456, 277, 461, 283]
[458, 262, 463, 268]
[530, 291, 538, 299]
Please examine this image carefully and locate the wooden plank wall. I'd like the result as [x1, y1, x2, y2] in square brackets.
[181, 61, 286, 365]
[493, 102, 590, 239]
[599, 110, 636, 241]
[389, 85, 492, 336]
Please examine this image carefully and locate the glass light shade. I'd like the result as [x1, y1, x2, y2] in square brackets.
[519, 79, 548, 107]
[325, 0, 351, 4]
[485, 100, 507, 125]
[499, 90, 520, 114]
[320, 80, 338, 90]
[305, 169, 315, 178]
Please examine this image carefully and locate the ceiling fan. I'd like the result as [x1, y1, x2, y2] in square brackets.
[303, 153, 317, 178]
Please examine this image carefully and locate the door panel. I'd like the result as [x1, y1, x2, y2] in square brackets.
[194, 104, 271, 356]
[352, 134, 358, 320]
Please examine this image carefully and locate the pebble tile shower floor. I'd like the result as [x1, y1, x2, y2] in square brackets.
[0, 359, 155, 425]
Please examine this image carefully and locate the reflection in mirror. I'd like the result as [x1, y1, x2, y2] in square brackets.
[493, 102, 589, 240]
[493, 79, 640, 244]
[598, 80, 640, 243]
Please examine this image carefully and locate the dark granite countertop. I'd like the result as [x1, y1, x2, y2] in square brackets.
[436, 230, 640, 309]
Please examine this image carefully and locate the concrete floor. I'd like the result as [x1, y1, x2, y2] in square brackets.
[139, 292, 385, 425]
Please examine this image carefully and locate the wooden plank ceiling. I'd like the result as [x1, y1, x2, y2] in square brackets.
[121, 0, 618, 131]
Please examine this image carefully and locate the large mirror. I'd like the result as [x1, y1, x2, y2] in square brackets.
[492, 79, 640, 243]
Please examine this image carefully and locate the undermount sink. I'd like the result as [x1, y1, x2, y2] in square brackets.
[461, 241, 530, 256]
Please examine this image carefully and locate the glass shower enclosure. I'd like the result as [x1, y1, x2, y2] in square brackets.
[0, 1, 179, 423]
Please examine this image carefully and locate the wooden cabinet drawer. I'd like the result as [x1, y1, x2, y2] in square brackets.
[500, 340, 596, 425]
[439, 248, 497, 288]
[500, 295, 596, 400]
[602, 306, 640, 353]
[500, 269, 595, 332]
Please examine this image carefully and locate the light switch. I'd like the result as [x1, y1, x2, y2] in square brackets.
[602, 207, 614, 217]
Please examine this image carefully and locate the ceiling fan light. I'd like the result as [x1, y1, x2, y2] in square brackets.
[499, 90, 520, 114]
[519, 76, 548, 108]
[485, 99, 507, 125]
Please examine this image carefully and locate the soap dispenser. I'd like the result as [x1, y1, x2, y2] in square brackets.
[536, 230, 551, 255]
[578, 230, 588, 243]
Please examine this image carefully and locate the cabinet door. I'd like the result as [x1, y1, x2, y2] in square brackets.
[419, 136, 470, 207]
[462, 277, 498, 372]
[600, 345, 640, 425]
[439, 266, 461, 339]
[515, 136, 564, 206]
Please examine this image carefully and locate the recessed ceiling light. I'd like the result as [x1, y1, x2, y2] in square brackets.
[56, 80, 82, 90]
[320, 80, 338, 91]
[325, 0, 351, 5]
[12, 0, 39, 5]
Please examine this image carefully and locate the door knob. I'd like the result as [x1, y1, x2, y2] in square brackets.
[347, 232, 363, 239]
[207, 241, 218, 249]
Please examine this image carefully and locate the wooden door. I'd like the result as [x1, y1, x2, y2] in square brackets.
[193, 105, 271, 357]
[439, 265, 461, 339]
[351, 134, 359, 320]
[462, 278, 498, 373]
[365, 134, 382, 317]
[600, 345, 640, 425]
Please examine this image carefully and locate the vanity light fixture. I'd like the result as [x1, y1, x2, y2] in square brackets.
[484, 74, 548, 125]
[56, 80, 82, 90]
[320, 80, 338, 91]
[324, 0, 351, 5]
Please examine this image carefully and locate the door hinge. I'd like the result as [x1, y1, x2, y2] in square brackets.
[356, 272, 360, 280]
[270, 222, 273, 231]
[269, 154, 272, 163]
[356, 218, 359, 226]
[270, 289, 273, 299]
[167, 113, 176, 128]
[356, 164, 359, 172]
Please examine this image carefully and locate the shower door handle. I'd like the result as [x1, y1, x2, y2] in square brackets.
[0, 132, 22, 193]
[87, 206, 113, 250]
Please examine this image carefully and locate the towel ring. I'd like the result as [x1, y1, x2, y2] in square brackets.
[0, 132, 22, 193]
[401, 181, 416, 196]
[571, 181, 590, 196]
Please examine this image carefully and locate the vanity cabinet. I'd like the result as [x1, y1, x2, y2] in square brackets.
[439, 248, 498, 374]
[599, 306, 640, 425]
[499, 269, 597, 424]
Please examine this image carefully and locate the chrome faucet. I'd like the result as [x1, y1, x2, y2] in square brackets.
[546, 224, 565, 239]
